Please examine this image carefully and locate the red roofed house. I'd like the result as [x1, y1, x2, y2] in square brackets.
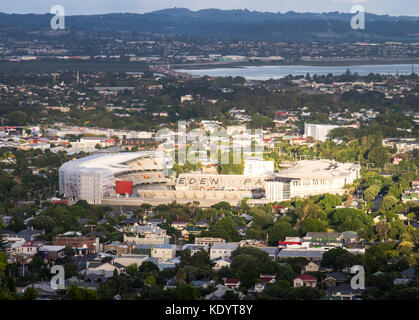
[224, 278, 241, 289]
[272, 204, 288, 214]
[293, 275, 317, 288]
[260, 274, 276, 284]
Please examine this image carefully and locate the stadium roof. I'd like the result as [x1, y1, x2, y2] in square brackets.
[59, 151, 166, 175]
[275, 160, 360, 180]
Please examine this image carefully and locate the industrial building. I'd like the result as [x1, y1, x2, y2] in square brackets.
[59, 152, 170, 204]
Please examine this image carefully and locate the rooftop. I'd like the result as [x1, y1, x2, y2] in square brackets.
[59, 151, 166, 175]
[274, 160, 360, 180]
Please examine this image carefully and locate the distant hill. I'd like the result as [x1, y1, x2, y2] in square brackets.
[1, 8, 419, 42]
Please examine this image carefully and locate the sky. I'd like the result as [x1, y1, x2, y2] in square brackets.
[1, 0, 418, 16]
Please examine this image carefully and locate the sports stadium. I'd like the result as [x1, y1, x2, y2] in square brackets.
[59, 152, 171, 204]
[59, 153, 360, 206]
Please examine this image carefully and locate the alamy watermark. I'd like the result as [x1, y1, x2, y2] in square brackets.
[155, 121, 264, 166]
[350, 265, 365, 289]
[50, 5, 65, 30]
[50, 265, 65, 290]
[351, 5, 365, 30]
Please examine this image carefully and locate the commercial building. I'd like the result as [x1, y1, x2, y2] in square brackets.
[304, 123, 358, 142]
[52, 236, 100, 255]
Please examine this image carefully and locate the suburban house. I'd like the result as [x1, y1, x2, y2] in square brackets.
[182, 244, 209, 255]
[205, 284, 244, 300]
[248, 282, 266, 294]
[326, 283, 366, 300]
[113, 254, 151, 267]
[210, 242, 239, 260]
[212, 257, 232, 270]
[171, 220, 188, 230]
[224, 278, 241, 289]
[190, 280, 214, 289]
[83, 261, 126, 278]
[38, 246, 66, 262]
[14, 240, 45, 256]
[195, 237, 225, 248]
[196, 220, 210, 229]
[302, 261, 320, 273]
[401, 267, 415, 280]
[145, 218, 166, 226]
[323, 272, 348, 287]
[293, 275, 317, 288]
[151, 244, 176, 261]
[260, 274, 276, 284]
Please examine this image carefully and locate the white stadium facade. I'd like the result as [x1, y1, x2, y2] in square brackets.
[59, 152, 170, 204]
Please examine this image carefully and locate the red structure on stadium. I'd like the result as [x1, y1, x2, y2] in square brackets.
[116, 181, 133, 194]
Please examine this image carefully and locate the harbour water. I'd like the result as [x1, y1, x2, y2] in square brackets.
[176, 64, 419, 80]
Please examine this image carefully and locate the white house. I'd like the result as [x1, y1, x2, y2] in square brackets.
[83, 261, 126, 278]
[210, 242, 239, 260]
[212, 257, 232, 270]
[151, 244, 176, 261]
[293, 275, 317, 288]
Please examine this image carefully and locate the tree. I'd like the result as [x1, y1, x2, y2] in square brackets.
[173, 285, 198, 300]
[175, 268, 187, 283]
[231, 247, 270, 264]
[97, 283, 114, 300]
[64, 262, 78, 279]
[316, 194, 341, 211]
[126, 263, 138, 277]
[0, 252, 7, 278]
[368, 147, 389, 168]
[379, 195, 398, 212]
[222, 290, 240, 300]
[28, 216, 55, 233]
[21, 286, 38, 300]
[28, 256, 44, 274]
[0, 232, 7, 252]
[364, 185, 381, 201]
[376, 220, 391, 241]
[67, 284, 98, 300]
[287, 286, 324, 300]
[301, 218, 327, 234]
[146, 274, 156, 286]
[139, 261, 159, 273]
[250, 115, 274, 129]
[321, 248, 354, 269]
[267, 220, 298, 245]
[9, 111, 28, 126]
[294, 199, 319, 230]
